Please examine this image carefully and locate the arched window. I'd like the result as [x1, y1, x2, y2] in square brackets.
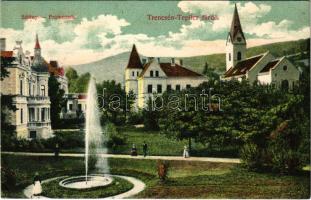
[237, 52, 242, 61]
[40, 85, 45, 96]
[281, 80, 289, 91]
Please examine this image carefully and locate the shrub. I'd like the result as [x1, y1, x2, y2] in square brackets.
[240, 143, 263, 170]
[105, 123, 126, 148]
[127, 111, 144, 125]
[1, 166, 16, 191]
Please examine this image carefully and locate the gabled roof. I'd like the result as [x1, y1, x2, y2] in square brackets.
[260, 59, 281, 73]
[139, 61, 203, 78]
[229, 4, 246, 42]
[224, 54, 264, 77]
[126, 44, 143, 69]
[0, 51, 13, 58]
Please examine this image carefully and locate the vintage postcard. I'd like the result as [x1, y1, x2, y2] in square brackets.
[1, 0, 310, 199]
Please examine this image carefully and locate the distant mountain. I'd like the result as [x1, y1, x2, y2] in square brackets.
[72, 38, 309, 84]
[72, 52, 131, 85]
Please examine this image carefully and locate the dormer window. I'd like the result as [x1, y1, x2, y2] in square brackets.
[150, 70, 154, 77]
[155, 71, 159, 77]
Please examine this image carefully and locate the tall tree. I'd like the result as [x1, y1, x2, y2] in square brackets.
[48, 76, 65, 128]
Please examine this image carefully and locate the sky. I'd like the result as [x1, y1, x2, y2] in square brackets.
[0, 1, 309, 66]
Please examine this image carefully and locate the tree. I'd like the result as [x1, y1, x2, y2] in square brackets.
[48, 76, 65, 128]
[65, 67, 79, 92]
[1, 56, 17, 150]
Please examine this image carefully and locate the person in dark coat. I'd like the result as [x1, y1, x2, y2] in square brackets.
[143, 142, 148, 157]
[54, 143, 60, 158]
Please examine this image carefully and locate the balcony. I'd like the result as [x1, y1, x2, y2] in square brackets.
[28, 121, 51, 128]
[27, 96, 50, 105]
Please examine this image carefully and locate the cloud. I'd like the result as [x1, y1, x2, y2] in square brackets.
[0, 1, 309, 66]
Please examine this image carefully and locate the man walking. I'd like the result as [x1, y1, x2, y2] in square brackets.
[143, 142, 148, 157]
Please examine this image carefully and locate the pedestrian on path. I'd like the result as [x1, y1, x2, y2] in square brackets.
[143, 142, 148, 157]
[131, 144, 137, 156]
[32, 172, 42, 198]
[183, 145, 189, 158]
[54, 143, 60, 159]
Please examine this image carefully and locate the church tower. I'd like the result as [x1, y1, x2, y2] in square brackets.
[125, 44, 143, 95]
[34, 34, 41, 57]
[226, 4, 246, 71]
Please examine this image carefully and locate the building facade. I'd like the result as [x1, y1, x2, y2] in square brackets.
[125, 45, 208, 108]
[221, 4, 300, 89]
[1, 36, 53, 139]
[60, 93, 87, 119]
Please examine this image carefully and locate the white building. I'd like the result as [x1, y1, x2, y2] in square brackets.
[221, 4, 300, 89]
[125, 45, 207, 108]
[1, 36, 53, 139]
[61, 93, 87, 119]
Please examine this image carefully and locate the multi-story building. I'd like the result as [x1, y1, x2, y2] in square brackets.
[1, 35, 53, 139]
[60, 93, 87, 119]
[125, 45, 208, 108]
[221, 4, 300, 90]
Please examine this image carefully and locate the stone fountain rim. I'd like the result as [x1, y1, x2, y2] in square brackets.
[23, 174, 146, 199]
[59, 174, 114, 190]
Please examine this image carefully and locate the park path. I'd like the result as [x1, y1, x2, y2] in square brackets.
[2, 151, 240, 163]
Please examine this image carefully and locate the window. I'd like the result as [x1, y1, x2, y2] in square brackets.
[69, 103, 73, 111]
[29, 83, 31, 96]
[229, 53, 231, 61]
[150, 70, 154, 77]
[147, 84, 153, 93]
[167, 85, 172, 92]
[281, 80, 289, 91]
[283, 65, 287, 71]
[137, 71, 139, 76]
[155, 71, 159, 77]
[186, 84, 191, 89]
[157, 84, 162, 93]
[237, 52, 242, 61]
[176, 85, 181, 91]
[30, 131, 36, 139]
[33, 85, 35, 96]
[20, 108, 23, 123]
[78, 104, 82, 111]
[41, 108, 45, 122]
[20, 80, 23, 95]
[40, 85, 45, 96]
[237, 37, 242, 42]
[132, 71, 135, 77]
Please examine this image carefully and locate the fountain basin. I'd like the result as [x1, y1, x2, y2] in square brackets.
[59, 175, 113, 189]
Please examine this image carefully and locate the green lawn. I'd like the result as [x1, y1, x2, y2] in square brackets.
[1, 154, 310, 198]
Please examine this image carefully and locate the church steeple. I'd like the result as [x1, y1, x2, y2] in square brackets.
[226, 4, 247, 71]
[34, 34, 41, 57]
[229, 4, 246, 43]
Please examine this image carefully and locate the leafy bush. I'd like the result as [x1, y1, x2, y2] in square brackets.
[105, 123, 126, 148]
[240, 143, 263, 170]
[127, 111, 144, 125]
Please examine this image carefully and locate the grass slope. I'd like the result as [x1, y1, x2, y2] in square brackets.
[182, 38, 310, 73]
[1, 155, 310, 199]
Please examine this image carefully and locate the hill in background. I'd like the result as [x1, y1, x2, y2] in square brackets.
[72, 38, 309, 84]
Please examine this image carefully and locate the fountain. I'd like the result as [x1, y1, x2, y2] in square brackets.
[59, 77, 113, 189]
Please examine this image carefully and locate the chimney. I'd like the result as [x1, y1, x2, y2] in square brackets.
[0, 38, 6, 51]
[171, 58, 175, 66]
[157, 57, 161, 63]
[142, 58, 147, 65]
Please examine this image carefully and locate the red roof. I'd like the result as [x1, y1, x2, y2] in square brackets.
[224, 54, 263, 77]
[229, 4, 246, 42]
[140, 61, 203, 77]
[1, 51, 13, 58]
[260, 59, 280, 73]
[126, 44, 143, 69]
[35, 34, 41, 49]
[78, 94, 87, 99]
